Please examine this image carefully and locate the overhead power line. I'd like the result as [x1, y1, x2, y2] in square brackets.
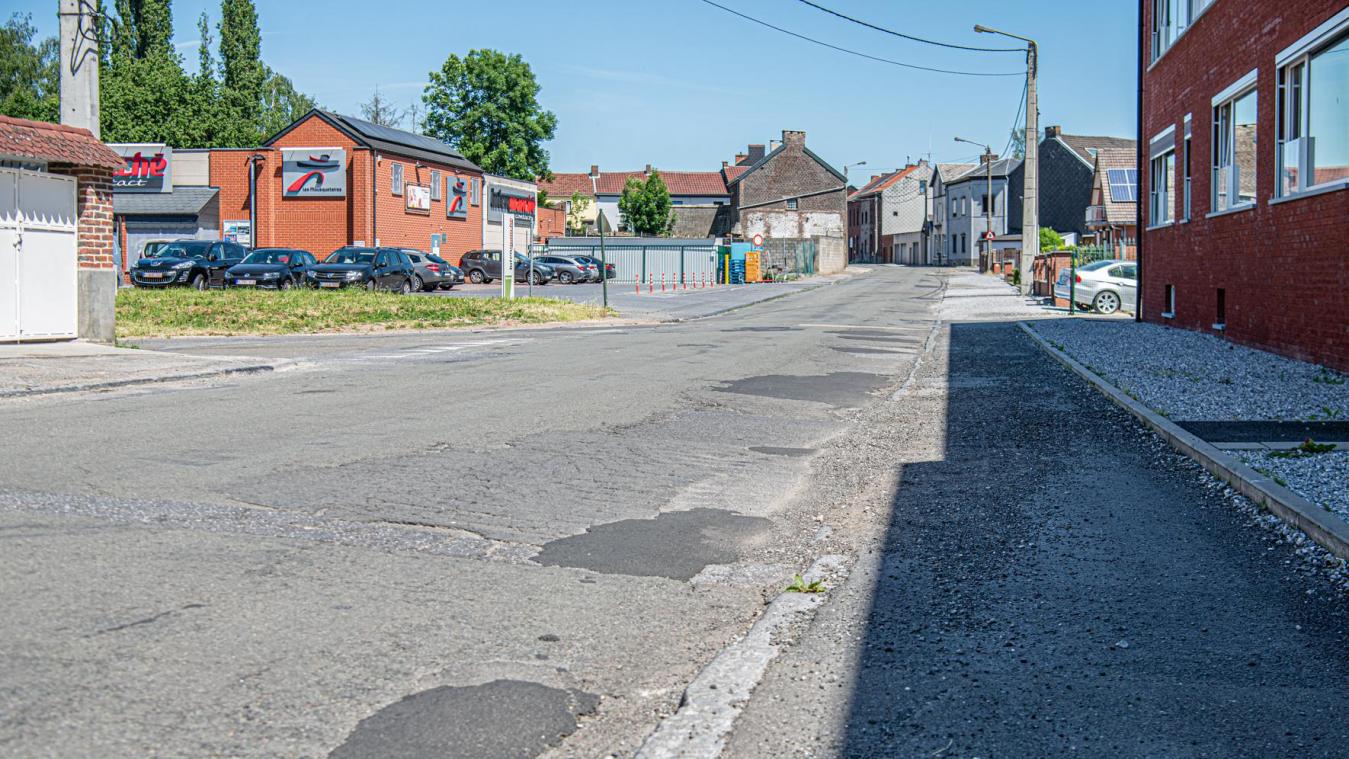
[796, 0, 1024, 53]
[1001, 78, 1029, 158]
[696, 0, 1023, 78]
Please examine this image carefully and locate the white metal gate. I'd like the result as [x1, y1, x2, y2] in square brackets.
[0, 167, 78, 340]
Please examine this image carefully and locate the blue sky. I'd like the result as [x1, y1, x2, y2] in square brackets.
[15, 0, 1138, 175]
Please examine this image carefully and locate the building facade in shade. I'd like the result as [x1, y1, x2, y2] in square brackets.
[1141, 1, 1348, 370]
[209, 109, 487, 265]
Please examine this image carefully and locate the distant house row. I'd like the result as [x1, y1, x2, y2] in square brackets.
[847, 127, 1139, 266]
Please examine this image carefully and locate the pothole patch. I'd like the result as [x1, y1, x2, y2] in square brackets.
[329, 680, 597, 759]
[714, 372, 889, 407]
[534, 508, 771, 580]
[748, 446, 817, 457]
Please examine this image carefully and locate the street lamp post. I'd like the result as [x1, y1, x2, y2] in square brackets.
[976, 24, 1038, 295]
[955, 137, 995, 272]
[588, 169, 608, 309]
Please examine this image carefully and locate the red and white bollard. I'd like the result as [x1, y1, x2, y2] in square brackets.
[661, 272, 666, 293]
[682, 274, 687, 291]
[648, 274, 653, 294]
[634, 276, 640, 295]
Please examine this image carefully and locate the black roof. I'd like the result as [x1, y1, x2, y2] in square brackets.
[265, 109, 483, 173]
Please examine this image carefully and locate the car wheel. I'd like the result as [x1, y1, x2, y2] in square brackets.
[468, 269, 485, 284]
[279, 278, 293, 291]
[1093, 291, 1120, 315]
[412, 274, 424, 292]
[190, 273, 209, 291]
[366, 279, 378, 292]
[400, 278, 413, 295]
[558, 271, 573, 284]
[532, 272, 546, 285]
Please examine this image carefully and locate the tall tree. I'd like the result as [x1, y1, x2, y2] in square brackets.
[258, 67, 315, 138]
[618, 171, 674, 237]
[0, 13, 59, 122]
[422, 49, 557, 180]
[359, 86, 403, 127]
[218, 0, 264, 143]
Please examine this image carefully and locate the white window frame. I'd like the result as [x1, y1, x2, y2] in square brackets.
[1151, 0, 1215, 64]
[1148, 125, 1176, 228]
[391, 162, 404, 196]
[430, 169, 441, 201]
[1275, 9, 1349, 199]
[1210, 70, 1259, 215]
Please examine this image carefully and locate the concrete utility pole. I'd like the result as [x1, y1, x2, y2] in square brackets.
[976, 24, 1038, 294]
[955, 137, 995, 270]
[59, 0, 100, 136]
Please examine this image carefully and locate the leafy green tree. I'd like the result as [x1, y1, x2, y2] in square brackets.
[566, 191, 592, 234]
[218, 0, 265, 144]
[0, 14, 59, 122]
[1039, 227, 1066, 251]
[422, 49, 557, 180]
[618, 171, 674, 237]
[360, 85, 404, 127]
[258, 67, 315, 138]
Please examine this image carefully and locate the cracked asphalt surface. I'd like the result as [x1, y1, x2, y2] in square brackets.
[3, 265, 1346, 758]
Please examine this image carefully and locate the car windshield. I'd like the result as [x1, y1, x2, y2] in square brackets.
[152, 241, 211, 259]
[326, 249, 376, 264]
[242, 250, 293, 265]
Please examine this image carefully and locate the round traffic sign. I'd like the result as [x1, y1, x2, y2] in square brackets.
[752, 234, 764, 247]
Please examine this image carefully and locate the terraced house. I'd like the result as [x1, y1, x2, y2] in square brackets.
[1140, 1, 1349, 370]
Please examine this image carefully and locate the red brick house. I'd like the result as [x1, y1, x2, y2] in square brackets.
[1140, 1, 1348, 370]
[0, 114, 121, 341]
[212, 109, 487, 265]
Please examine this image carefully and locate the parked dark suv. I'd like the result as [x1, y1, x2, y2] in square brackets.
[224, 248, 317, 289]
[130, 239, 248, 289]
[459, 249, 554, 285]
[307, 247, 417, 293]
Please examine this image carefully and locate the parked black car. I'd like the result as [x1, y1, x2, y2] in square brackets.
[130, 239, 248, 289]
[224, 248, 317, 289]
[569, 254, 617, 281]
[402, 249, 464, 291]
[534, 255, 593, 284]
[459, 249, 555, 285]
[306, 247, 416, 293]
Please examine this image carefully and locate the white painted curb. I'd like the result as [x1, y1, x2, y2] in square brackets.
[1019, 322, 1349, 561]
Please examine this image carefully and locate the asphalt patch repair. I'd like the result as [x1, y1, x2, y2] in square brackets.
[749, 446, 817, 457]
[715, 371, 889, 407]
[534, 507, 771, 580]
[329, 680, 597, 759]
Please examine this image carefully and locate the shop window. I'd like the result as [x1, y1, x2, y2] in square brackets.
[391, 162, 404, 196]
[1212, 75, 1257, 212]
[431, 170, 441, 201]
[1277, 20, 1349, 197]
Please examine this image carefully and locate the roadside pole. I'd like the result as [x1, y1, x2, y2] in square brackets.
[502, 215, 515, 300]
[588, 169, 609, 309]
[984, 148, 993, 271]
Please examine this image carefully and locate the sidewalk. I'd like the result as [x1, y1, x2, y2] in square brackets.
[0, 341, 287, 399]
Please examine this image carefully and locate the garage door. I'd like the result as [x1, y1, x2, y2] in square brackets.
[0, 167, 78, 340]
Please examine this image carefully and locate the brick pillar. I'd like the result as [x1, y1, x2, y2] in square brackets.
[51, 162, 116, 341]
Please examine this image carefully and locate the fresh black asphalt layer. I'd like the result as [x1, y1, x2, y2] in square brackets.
[1175, 420, 1349, 443]
[715, 371, 890, 407]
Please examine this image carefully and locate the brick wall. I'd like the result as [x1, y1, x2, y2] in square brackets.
[1141, 0, 1349, 371]
[733, 130, 846, 241]
[50, 162, 114, 270]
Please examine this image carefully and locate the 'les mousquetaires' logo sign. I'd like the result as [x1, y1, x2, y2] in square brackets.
[282, 149, 347, 197]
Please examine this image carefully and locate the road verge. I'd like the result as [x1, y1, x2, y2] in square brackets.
[1019, 321, 1349, 561]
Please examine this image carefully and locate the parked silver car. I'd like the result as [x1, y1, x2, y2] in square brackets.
[1054, 259, 1137, 315]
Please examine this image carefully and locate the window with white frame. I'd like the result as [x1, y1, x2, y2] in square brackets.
[1212, 76, 1258, 212]
[1277, 15, 1349, 197]
[1151, 0, 1214, 62]
[1151, 150, 1175, 225]
[430, 170, 441, 201]
[391, 162, 404, 196]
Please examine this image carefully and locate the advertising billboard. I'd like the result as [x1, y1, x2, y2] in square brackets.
[111, 144, 172, 193]
[447, 176, 469, 220]
[282, 148, 346, 197]
[487, 185, 537, 223]
[405, 184, 431, 212]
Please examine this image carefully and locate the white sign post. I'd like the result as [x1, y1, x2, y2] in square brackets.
[501, 215, 515, 300]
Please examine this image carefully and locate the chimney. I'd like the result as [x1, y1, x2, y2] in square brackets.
[735, 152, 748, 165]
[1045, 125, 1062, 139]
[870, 175, 880, 183]
[59, 0, 100, 136]
[722, 160, 729, 169]
[769, 139, 781, 152]
[782, 130, 806, 148]
[589, 164, 599, 177]
[645, 164, 653, 174]
[747, 144, 766, 163]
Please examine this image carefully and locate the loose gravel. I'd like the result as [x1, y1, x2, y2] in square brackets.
[1028, 319, 1348, 422]
[1239, 450, 1349, 523]
[940, 270, 1060, 322]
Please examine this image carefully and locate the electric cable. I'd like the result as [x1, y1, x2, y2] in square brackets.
[796, 0, 1023, 53]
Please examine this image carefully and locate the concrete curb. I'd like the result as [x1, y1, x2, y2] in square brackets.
[1018, 322, 1349, 561]
[0, 360, 290, 400]
[635, 554, 850, 759]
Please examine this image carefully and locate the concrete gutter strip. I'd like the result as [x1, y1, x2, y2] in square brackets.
[635, 555, 849, 759]
[0, 360, 290, 400]
[1019, 322, 1349, 561]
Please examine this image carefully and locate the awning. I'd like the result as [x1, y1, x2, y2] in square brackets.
[113, 187, 219, 216]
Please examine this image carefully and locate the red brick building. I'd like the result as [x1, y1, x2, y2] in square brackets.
[1140, 1, 1348, 370]
[212, 109, 487, 265]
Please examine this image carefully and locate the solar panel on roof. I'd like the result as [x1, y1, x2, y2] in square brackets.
[1107, 168, 1137, 202]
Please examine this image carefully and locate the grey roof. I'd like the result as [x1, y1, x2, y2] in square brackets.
[265, 109, 482, 173]
[1055, 134, 1137, 167]
[945, 157, 1021, 183]
[726, 141, 847, 186]
[935, 163, 977, 182]
[113, 186, 218, 216]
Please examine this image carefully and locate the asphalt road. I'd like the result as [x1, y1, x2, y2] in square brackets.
[0, 266, 938, 757]
[2, 265, 1346, 758]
